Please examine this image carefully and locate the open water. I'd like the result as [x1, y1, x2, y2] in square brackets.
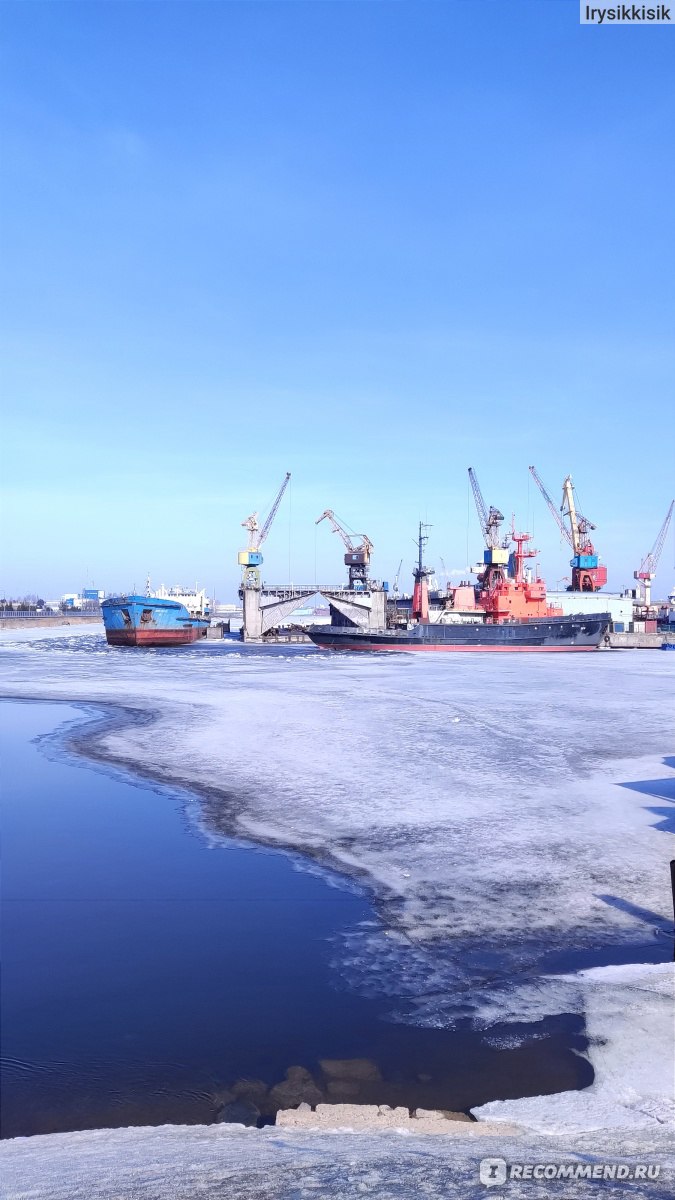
[1, 698, 600, 1137]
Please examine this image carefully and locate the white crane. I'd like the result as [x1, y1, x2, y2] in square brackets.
[634, 500, 674, 608]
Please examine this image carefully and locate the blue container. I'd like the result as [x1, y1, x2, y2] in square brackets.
[613, 622, 624, 633]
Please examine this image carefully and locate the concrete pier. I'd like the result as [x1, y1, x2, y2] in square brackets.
[607, 631, 665, 649]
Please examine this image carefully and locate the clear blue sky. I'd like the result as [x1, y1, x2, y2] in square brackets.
[1, 1, 673, 600]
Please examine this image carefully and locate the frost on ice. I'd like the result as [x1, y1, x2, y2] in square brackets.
[1, 627, 673, 1031]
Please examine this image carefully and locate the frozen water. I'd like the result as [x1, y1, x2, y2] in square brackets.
[473, 961, 675, 1132]
[2, 962, 672, 1197]
[1, 1119, 672, 1199]
[1, 629, 673, 1030]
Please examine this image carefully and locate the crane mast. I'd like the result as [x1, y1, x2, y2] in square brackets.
[315, 509, 374, 590]
[238, 472, 291, 589]
[560, 476, 596, 557]
[634, 499, 674, 608]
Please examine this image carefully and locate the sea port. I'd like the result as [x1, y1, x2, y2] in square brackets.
[3, 5, 674, 1195]
[229, 469, 675, 649]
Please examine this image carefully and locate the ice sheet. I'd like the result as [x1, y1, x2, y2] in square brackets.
[1, 632, 673, 1029]
[473, 961, 675, 1132]
[1, 1117, 672, 1200]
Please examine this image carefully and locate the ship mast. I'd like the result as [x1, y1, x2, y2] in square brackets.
[412, 522, 433, 621]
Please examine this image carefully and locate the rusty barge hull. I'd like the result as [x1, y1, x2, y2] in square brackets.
[101, 595, 209, 648]
[105, 627, 208, 647]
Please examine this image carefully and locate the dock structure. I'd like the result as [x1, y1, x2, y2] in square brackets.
[240, 582, 387, 642]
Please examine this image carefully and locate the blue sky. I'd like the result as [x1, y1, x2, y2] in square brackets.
[1, 1, 673, 600]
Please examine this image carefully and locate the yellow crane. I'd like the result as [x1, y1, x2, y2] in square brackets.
[238, 472, 291, 589]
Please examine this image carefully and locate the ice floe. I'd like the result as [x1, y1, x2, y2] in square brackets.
[1, 630, 673, 1031]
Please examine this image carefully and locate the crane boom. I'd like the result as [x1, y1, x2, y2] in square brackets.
[257, 472, 291, 549]
[529, 465, 573, 548]
[636, 500, 674, 578]
[316, 509, 374, 589]
[242, 472, 291, 550]
[468, 468, 504, 549]
[315, 510, 373, 555]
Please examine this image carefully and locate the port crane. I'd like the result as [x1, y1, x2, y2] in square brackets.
[634, 500, 674, 609]
[468, 467, 506, 550]
[239, 472, 291, 589]
[467, 468, 510, 591]
[315, 510, 373, 590]
[528, 465, 607, 592]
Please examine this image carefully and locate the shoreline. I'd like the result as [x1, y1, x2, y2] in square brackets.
[1, 697, 594, 1137]
[1, 632, 673, 1155]
[0, 616, 102, 631]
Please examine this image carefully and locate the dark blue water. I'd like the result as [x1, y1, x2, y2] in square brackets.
[1, 700, 593, 1137]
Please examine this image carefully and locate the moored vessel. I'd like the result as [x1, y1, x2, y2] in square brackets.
[102, 591, 210, 647]
[307, 614, 610, 653]
[308, 521, 611, 654]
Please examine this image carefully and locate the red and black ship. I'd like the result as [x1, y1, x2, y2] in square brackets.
[308, 523, 610, 654]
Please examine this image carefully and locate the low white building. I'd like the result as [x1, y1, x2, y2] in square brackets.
[546, 591, 634, 629]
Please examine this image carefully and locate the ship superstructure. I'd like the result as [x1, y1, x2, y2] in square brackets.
[153, 584, 210, 618]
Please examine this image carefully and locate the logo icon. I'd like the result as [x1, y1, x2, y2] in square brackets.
[480, 1158, 507, 1187]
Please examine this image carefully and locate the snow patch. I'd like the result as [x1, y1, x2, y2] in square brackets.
[473, 962, 675, 1132]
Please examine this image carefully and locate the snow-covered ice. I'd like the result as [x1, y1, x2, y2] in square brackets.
[1, 629, 673, 1035]
[473, 961, 674, 1132]
[1, 1121, 671, 1200]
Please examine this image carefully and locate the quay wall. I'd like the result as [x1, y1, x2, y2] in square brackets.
[607, 631, 664, 649]
[0, 615, 102, 630]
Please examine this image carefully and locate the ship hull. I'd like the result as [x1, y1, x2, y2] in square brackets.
[101, 596, 209, 648]
[308, 614, 611, 653]
[105, 626, 208, 647]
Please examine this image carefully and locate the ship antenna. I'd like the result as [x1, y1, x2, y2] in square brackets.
[145, 574, 151, 598]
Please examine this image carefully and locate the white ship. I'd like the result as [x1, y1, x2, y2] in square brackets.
[154, 584, 210, 618]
